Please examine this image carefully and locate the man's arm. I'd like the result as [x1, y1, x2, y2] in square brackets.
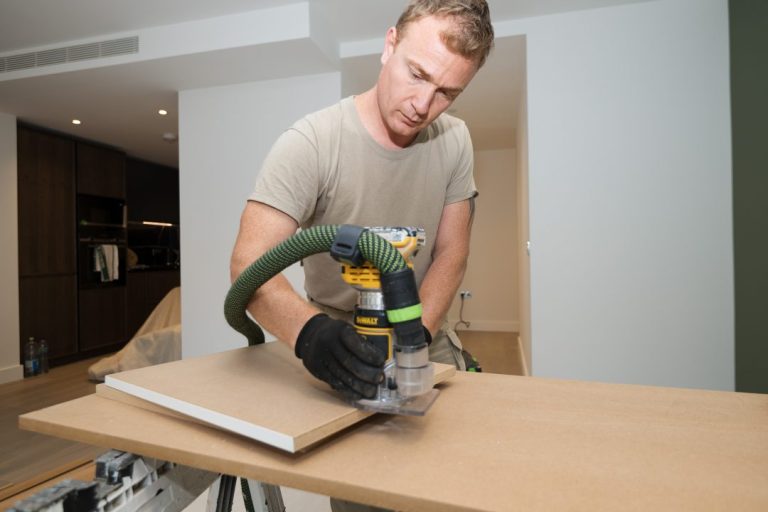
[418, 198, 473, 335]
[229, 200, 319, 348]
[230, 200, 386, 399]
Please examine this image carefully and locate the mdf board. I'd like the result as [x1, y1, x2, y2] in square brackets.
[104, 342, 456, 452]
[21, 373, 768, 512]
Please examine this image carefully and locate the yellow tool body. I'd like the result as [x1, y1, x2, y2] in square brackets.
[340, 228, 422, 288]
[341, 227, 423, 360]
[340, 227, 437, 416]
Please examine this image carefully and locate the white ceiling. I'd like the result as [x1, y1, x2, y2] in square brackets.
[0, 0, 648, 167]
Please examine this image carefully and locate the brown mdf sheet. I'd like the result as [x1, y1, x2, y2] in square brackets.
[21, 373, 768, 512]
[103, 342, 455, 452]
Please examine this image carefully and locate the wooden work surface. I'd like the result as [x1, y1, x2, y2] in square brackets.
[21, 371, 768, 511]
[102, 342, 455, 452]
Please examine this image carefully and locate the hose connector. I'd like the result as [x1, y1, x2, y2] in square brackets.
[380, 267, 426, 347]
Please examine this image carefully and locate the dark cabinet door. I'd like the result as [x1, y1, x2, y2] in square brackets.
[78, 286, 128, 351]
[19, 275, 78, 362]
[126, 158, 179, 224]
[126, 270, 181, 337]
[17, 127, 76, 277]
[77, 142, 126, 199]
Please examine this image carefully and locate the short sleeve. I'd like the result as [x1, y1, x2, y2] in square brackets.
[249, 121, 322, 225]
[445, 122, 477, 205]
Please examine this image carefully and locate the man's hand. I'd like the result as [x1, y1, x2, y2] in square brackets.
[295, 314, 386, 400]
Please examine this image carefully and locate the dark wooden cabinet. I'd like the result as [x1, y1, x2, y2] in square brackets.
[74, 141, 128, 353]
[78, 287, 127, 352]
[17, 126, 78, 364]
[125, 158, 181, 338]
[17, 124, 179, 369]
[126, 158, 179, 224]
[126, 270, 181, 337]
[17, 127, 76, 277]
[18, 125, 130, 368]
[19, 275, 78, 362]
[77, 142, 126, 199]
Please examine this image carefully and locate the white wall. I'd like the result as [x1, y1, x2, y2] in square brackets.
[449, 148, 518, 332]
[516, 66, 531, 375]
[178, 72, 340, 358]
[177, 0, 734, 393]
[0, 113, 21, 384]
[517, 0, 733, 389]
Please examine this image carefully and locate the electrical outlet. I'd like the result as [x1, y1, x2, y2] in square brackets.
[460, 290, 472, 299]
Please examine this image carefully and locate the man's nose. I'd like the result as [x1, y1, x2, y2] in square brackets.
[412, 84, 435, 117]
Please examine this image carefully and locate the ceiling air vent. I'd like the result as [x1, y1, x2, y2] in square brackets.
[36, 48, 67, 67]
[68, 42, 100, 62]
[6, 52, 35, 72]
[0, 36, 138, 73]
[101, 37, 138, 56]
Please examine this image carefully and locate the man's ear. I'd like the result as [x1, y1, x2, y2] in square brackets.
[381, 26, 397, 65]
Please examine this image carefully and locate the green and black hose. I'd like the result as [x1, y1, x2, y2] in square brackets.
[224, 224, 425, 347]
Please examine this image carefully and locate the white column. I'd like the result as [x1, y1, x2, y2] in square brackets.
[0, 113, 21, 384]
[523, 0, 733, 390]
[178, 72, 341, 358]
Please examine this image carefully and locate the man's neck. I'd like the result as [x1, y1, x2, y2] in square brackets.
[354, 89, 415, 150]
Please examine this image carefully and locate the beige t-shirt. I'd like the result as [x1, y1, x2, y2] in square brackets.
[250, 96, 476, 311]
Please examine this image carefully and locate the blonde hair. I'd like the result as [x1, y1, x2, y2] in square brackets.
[396, 0, 495, 68]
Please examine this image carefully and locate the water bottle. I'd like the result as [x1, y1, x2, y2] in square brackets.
[39, 339, 49, 373]
[24, 337, 38, 377]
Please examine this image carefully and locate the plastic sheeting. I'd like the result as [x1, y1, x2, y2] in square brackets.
[88, 287, 181, 381]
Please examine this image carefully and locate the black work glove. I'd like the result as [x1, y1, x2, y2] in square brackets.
[295, 314, 386, 400]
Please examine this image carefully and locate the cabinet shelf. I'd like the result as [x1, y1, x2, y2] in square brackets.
[79, 221, 126, 229]
[128, 221, 178, 228]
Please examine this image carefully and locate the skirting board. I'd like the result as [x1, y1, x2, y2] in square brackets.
[104, 342, 455, 453]
[0, 364, 23, 385]
[453, 320, 519, 332]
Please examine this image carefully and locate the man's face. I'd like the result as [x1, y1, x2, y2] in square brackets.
[377, 15, 478, 147]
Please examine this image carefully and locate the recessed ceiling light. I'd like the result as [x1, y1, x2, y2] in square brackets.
[158, 109, 167, 116]
[72, 119, 81, 125]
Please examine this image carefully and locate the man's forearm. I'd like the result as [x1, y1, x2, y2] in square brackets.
[418, 199, 473, 336]
[418, 250, 468, 336]
[241, 273, 319, 348]
[229, 201, 319, 348]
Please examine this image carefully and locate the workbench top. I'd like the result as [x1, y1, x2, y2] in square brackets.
[20, 371, 768, 511]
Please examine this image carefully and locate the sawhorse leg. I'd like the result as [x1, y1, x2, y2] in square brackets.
[207, 476, 285, 512]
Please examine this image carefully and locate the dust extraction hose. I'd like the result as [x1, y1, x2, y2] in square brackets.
[224, 224, 412, 346]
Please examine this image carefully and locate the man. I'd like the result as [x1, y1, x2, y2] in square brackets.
[231, 0, 494, 403]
